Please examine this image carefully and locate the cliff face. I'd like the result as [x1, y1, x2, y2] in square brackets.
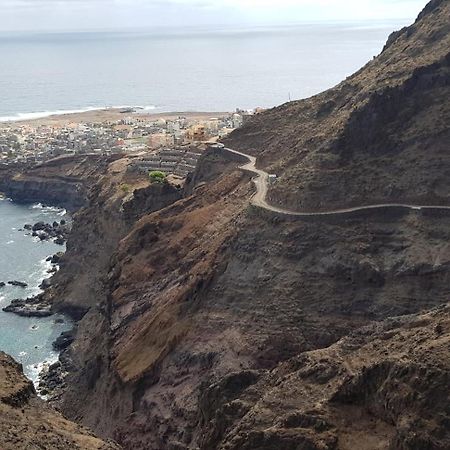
[0, 352, 119, 450]
[200, 305, 450, 450]
[0, 155, 119, 210]
[36, 1, 450, 449]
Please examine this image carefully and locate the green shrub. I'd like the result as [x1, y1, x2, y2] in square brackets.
[149, 171, 167, 184]
[120, 183, 131, 194]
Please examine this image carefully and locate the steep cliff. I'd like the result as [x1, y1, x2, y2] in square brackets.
[200, 304, 450, 450]
[0, 352, 119, 450]
[0, 154, 119, 210]
[38, 1, 450, 449]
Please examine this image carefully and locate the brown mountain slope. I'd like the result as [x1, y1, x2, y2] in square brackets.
[0, 352, 119, 450]
[226, 0, 450, 212]
[201, 304, 450, 450]
[39, 1, 450, 449]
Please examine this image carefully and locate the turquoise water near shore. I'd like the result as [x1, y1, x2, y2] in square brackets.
[0, 198, 71, 382]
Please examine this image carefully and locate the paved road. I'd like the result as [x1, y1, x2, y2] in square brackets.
[223, 146, 450, 217]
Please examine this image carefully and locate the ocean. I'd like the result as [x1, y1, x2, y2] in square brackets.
[0, 21, 407, 121]
[0, 199, 71, 382]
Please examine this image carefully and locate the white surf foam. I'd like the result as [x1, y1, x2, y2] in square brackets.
[0, 105, 157, 123]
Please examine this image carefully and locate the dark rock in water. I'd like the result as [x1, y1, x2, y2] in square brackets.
[2, 294, 52, 317]
[32, 222, 46, 232]
[53, 329, 75, 351]
[24, 224, 32, 230]
[54, 318, 64, 324]
[7, 280, 28, 288]
[0, 282, 5, 288]
[60, 219, 66, 225]
[3, 304, 52, 317]
[49, 361, 61, 371]
[28, 221, 69, 244]
[46, 256, 53, 262]
[39, 278, 52, 290]
[51, 252, 64, 264]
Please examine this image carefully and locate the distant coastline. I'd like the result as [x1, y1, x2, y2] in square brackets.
[0, 105, 158, 123]
[0, 108, 232, 128]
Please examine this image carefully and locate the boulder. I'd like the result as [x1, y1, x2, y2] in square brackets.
[53, 329, 75, 351]
[51, 252, 64, 264]
[32, 222, 46, 232]
[39, 278, 52, 290]
[7, 280, 28, 288]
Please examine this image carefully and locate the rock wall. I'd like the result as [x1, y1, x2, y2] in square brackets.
[0, 351, 119, 450]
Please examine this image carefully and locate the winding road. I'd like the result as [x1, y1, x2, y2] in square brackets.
[221, 146, 450, 217]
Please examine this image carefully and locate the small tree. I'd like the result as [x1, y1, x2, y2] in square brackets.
[149, 171, 167, 184]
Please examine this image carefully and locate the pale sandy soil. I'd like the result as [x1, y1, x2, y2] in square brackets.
[0, 109, 231, 128]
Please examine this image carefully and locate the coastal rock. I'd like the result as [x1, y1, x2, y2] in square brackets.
[2, 296, 52, 317]
[0, 282, 5, 288]
[50, 252, 64, 264]
[7, 280, 28, 288]
[53, 329, 75, 351]
[39, 278, 52, 290]
[29, 220, 70, 244]
[32, 221, 46, 232]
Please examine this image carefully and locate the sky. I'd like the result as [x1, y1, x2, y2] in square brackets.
[0, 0, 429, 32]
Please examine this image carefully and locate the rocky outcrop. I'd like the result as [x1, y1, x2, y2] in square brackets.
[0, 154, 118, 210]
[28, 220, 70, 244]
[0, 351, 119, 450]
[2, 294, 52, 317]
[199, 305, 450, 450]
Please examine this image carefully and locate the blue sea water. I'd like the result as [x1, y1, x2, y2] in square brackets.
[0, 199, 71, 382]
[0, 22, 407, 121]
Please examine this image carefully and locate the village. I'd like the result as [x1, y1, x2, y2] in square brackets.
[0, 109, 257, 169]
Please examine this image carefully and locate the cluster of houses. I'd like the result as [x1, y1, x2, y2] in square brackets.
[0, 108, 260, 165]
[0, 123, 128, 164]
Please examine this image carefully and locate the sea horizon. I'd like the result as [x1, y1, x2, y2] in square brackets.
[0, 21, 407, 120]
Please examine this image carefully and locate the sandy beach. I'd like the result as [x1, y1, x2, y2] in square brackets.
[0, 109, 231, 128]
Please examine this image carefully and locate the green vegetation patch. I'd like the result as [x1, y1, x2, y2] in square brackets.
[149, 171, 167, 184]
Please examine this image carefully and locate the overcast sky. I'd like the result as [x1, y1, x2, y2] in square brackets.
[1, 0, 428, 32]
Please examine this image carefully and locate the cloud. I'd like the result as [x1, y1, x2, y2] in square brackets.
[0, 0, 428, 31]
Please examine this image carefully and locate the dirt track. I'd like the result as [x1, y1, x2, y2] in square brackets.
[223, 146, 450, 216]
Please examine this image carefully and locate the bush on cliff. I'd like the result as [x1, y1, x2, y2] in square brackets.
[120, 183, 131, 194]
[149, 171, 167, 184]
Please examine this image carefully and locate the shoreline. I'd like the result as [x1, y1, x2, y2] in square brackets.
[0, 200, 72, 389]
[0, 107, 232, 128]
